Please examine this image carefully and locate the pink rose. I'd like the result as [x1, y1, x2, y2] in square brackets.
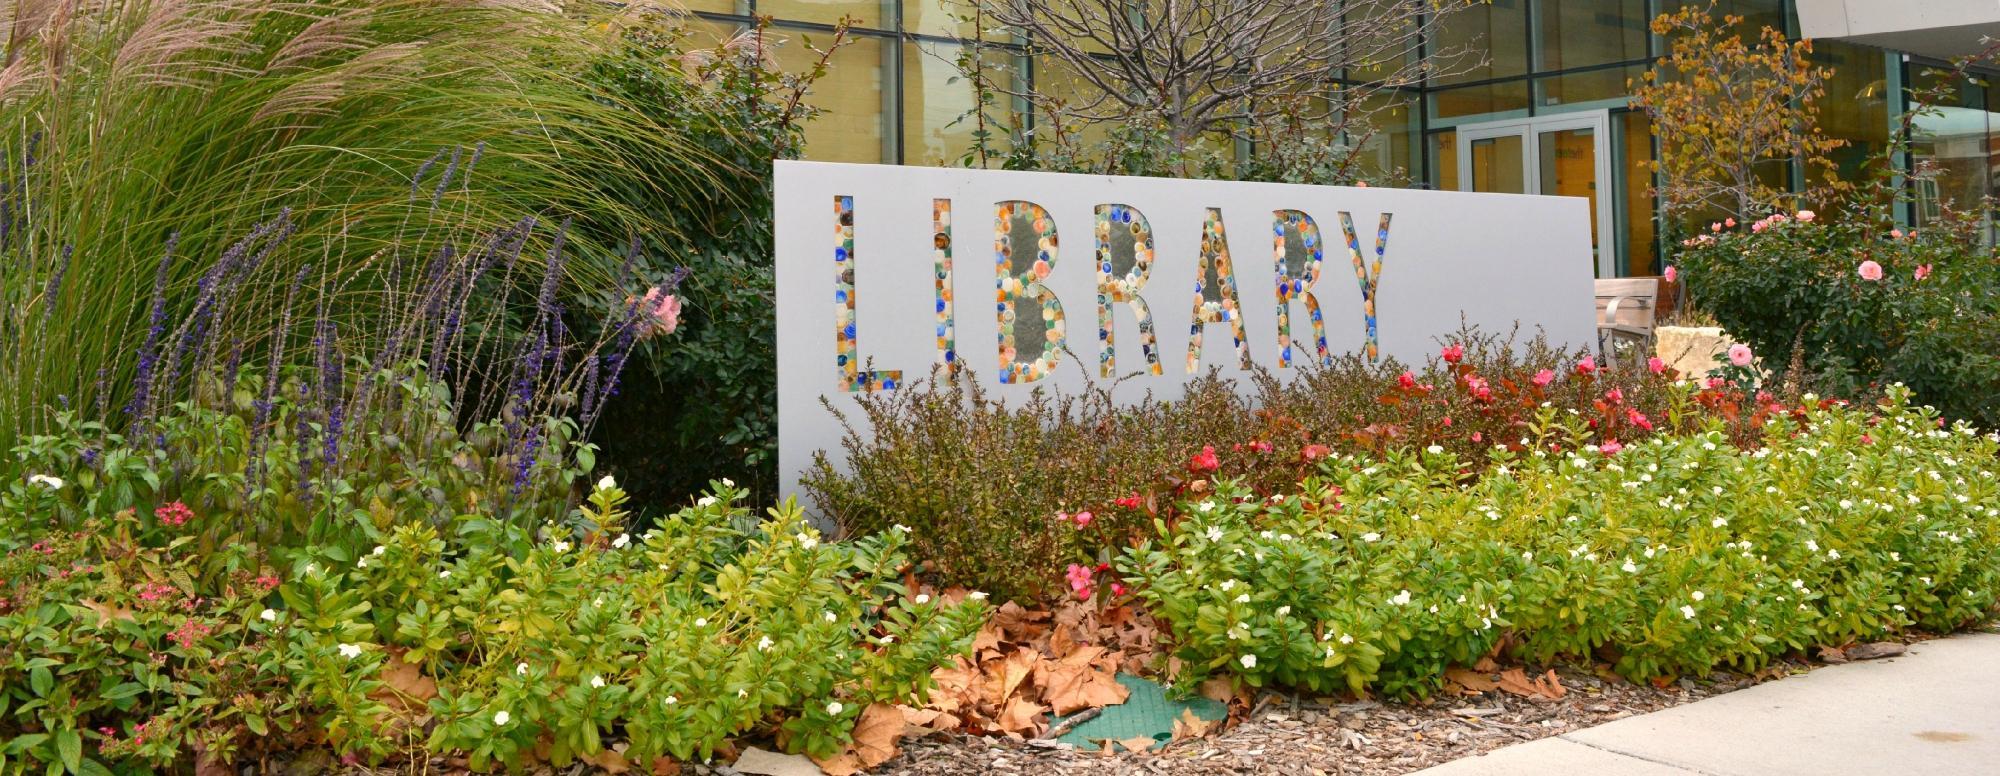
[1663, 265, 1678, 283]
[1915, 264, 1932, 281]
[1728, 343, 1754, 367]
[1441, 343, 1464, 364]
[1857, 260, 1884, 281]
[1796, 209, 1816, 222]
[1072, 511, 1094, 528]
[1710, 222, 1722, 233]
[1532, 369, 1556, 387]
[1065, 564, 1094, 599]
[1575, 357, 1597, 376]
[1604, 387, 1624, 404]
[1725, 217, 1737, 228]
[1890, 228, 1905, 239]
[1600, 440, 1624, 456]
[630, 287, 682, 339]
[1647, 356, 1666, 375]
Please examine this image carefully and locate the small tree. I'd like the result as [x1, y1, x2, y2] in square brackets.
[953, 0, 1481, 177]
[1631, 2, 1848, 221]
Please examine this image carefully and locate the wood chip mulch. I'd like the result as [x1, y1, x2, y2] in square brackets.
[872, 661, 1794, 776]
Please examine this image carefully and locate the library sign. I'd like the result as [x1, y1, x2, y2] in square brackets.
[774, 161, 1596, 496]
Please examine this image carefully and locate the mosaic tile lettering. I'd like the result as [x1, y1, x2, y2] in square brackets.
[933, 198, 957, 368]
[1187, 207, 1250, 372]
[1272, 209, 1328, 368]
[994, 200, 1067, 384]
[1340, 211, 1394, 363]
[833, 195, 903, 392]
[1095, 203, 1161, 377]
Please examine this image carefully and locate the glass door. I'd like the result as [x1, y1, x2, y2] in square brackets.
[1455, 110, 1615, 277]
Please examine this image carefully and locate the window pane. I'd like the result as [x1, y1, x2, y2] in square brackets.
[774, 30, 892, 163]
[1430, 0, 1528, 85]
[902, 0, 1018, 41]
[1911, 66, 1993, 227]
[1430, 131, 1458, 190]
[1662, 0, 1784, 36]
[677, 0, 744, 13]
[1813, 41, 1891, 187]
[760, 1, 894, 30]
[904, 42, 1023, 166]
[1533, 0, 1647, 71]
[1536, 65, 1645, 110]
[1352, 91, 1417, 185]
[1427, 81, 1531, 123]
[1029, 54, 1115, 156]
[1616, 111, 1659, 277]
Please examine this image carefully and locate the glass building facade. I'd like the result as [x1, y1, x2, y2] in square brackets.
[686, 1, 1996, 276]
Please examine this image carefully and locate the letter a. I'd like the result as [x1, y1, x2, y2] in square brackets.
[1188, 208, 1250, 372]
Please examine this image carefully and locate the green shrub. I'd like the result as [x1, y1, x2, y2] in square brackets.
[808, 329, 1732, 602]
[0, 475, 985, 772]
[1117, 385, 2000, 697]
[1673, 209, 2000, 425]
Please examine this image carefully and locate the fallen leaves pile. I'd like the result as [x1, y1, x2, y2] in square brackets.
[810, 597, 1171, 774]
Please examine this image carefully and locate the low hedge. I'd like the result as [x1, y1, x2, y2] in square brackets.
[1116, 386, 2000, 698]
[0, 480, 984, 773]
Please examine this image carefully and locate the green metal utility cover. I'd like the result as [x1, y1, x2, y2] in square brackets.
[1051, 674, 1228, 751]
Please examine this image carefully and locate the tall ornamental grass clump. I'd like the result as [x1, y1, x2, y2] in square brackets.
[1116, 385, 2000, 698]
[0, 0, 720, 454]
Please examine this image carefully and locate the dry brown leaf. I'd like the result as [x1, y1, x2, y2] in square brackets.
[581, 748, 631, 774]
[809, 752, 861, 776]
[1496, 668, 1566, 699]
[1117, 736, 1159, 753]
[1444, 667, 1499, 694]
[994, 697, 1044, 735]
[650, 756, 683, 776]
[1170, 708, 1218, 740]
[970, 622, 1003, 657]
[998, 647, 1038, 702]
[79, 599, 136, 627]
[1198, 677, 1237, 705]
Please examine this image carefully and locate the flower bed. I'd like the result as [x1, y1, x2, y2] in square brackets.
[1114, 386, 2000, 697]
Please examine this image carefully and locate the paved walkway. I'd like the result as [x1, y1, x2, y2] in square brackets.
[1413, 632, 2000, 776]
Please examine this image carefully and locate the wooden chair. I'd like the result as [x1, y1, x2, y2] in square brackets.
[1595, 278, 1659, 367]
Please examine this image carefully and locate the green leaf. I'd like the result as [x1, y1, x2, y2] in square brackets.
[55, 730, 80, 774]
[100, 683, 144, 701]
[29, 667, 53, 698]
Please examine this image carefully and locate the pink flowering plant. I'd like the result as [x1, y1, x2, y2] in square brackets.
[1119, 385, 2000, 696]
[1673, 206, 2000, 425]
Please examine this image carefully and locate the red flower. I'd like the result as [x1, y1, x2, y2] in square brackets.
[1442, 416, 1453, 427]
[1302, 444, 1331, 461]
[1398, 371, 1418, 389]
[1188, 445, 1220, 473]
[1575, 357, 1597, 375]
[1114, 493, 1142, 510]
[1647, 356, 1667, 375]
[1465, 375, 1493, 402]
[1604, 387, 1624, 404]
[155, 501, 194, 527]
[1111, 583, 1127, 596]
[1471, 432, 1483, 443]
[1247, 440, 1273, 454]
[1627, 409, 1653, 432]
[1441, 343, 1464, 364]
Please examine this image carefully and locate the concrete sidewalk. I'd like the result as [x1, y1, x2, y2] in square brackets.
[1414, 632, 2000, 776]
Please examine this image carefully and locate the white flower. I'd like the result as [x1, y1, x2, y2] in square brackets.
[1621, 559, 1638, 573]
[1390, 589, 1413, 606]
[722, 478, 735, 487]
[355, 557, 368, 569]
[259, 608, 277, 622]
[439, 570, 451, 579]
[694, 618, 708, 627]
[1426, 445, 1444, 455]
[1239, 654, 1258, 669]
[1361, 532, 1381, 543]
[517, 662, 529, 675]
[892, 524, 911, 533]
[597, 475, 618, 491]
[27, 474, 63, 489]
[1339, 633, 1354, 644]
[1219, 579, 1237, 592]
[1680, 605, 1698, 620]
[738, 688, 749, 698]
[493, 710, 511, 726]
[664, 695, 678, 705]
[551, 540, 571, 554]
[1711, 517, 1727, 528]
[337, 643, 363, 659]
[878, 634, 896, 645]
[1198, 501, 1215, 512]
[697, 496, 718, 507]
[1806, 539, 1820, 551]
[1691, 590, 1705, 601]
[611, 533, 630, 549]
[824, 611, 838, 623]
[796, 532, 818, 550]
[1235, 594, 1250, 603]
[371, 545, 387, 557]
[590, 675, 606, 688]
[914, 594, 931, 605]
[1276, 605, 1292, 617]
[758, 636, 775, 651]
[968, 591, 989, 601]
[1828, 549, 1841, 559]
[826, 701, 844, 715]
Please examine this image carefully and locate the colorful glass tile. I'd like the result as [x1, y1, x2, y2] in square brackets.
[994, 200, 1066, 384]
[1340, 211, 1394, 363]
[833, 195, 903, 392]
[1272, 209, 1328, 368]
[933, 198, 957, 368]
[1095, 204, 1161, 378]
[1187, 207, 1251, 373]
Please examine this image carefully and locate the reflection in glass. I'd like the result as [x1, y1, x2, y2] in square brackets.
[904, 42, 1022, 166]
[1470, 134, 1525, 194]
[1430, 0, 1528, 85]
[1533, 0, 1647, 71]
[773, 30, 891, 163]
[1539, 127, 1599, 260]
[759, 1, 894, 30]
